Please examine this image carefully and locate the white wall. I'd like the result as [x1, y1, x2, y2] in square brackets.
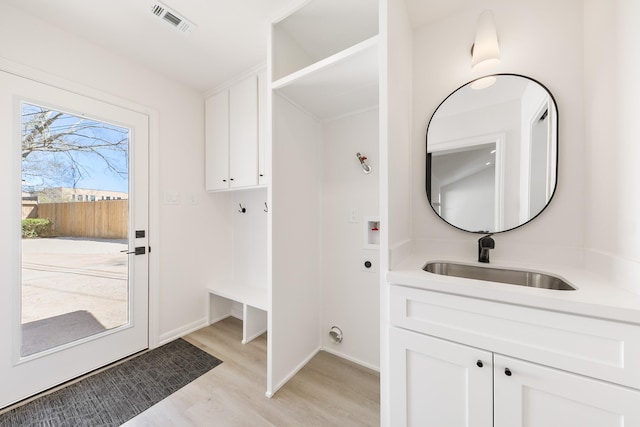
[519, 80, 554, 223]
[430, 99, 521, 229]
[321, 109, 380, 369]
[583, 0, 640, 293]
[232, 188, 268, 288]
[411, 0, 585, 265]
[429, 100, 520, 145]
[269, 94, 322, 395]
[0, 4, 232, 344]
[442, 167, 495, 232]
[384, 0, 413, 256]
[380, 0, 413, 423]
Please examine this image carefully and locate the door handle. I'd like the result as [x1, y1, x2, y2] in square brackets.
[120, 247, 146, 255]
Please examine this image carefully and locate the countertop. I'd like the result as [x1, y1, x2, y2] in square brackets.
[388, 252, 640, 326]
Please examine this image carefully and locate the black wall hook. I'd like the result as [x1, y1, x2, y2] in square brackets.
[238, 204, 246, 213]
[264, 202, 269, 212]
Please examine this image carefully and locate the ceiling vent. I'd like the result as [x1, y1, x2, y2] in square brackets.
[149, 2, 196, 34]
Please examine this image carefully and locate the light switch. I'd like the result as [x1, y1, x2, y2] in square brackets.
[188, 192, 199, 205]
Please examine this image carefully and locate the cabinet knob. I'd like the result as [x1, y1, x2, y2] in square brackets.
[230, 178, 234, 181]
[222, 179, 227, 182]
[504, 368, 512, 376]
[476, 360, 483, 368]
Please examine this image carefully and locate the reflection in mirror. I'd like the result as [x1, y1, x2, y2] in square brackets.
[426, 74, 557, 233]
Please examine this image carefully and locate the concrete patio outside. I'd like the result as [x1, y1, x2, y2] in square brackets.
[21, 237, 129, 353]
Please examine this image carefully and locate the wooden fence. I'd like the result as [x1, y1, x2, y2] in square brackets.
[37, 200, 128, 239]
[22, 200, 38, 219]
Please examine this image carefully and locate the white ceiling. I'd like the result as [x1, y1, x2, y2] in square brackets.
[4, 0, 303, 93]
[5, 0, 473, 93]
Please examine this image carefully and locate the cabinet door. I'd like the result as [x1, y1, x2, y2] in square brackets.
[495, 355, 640, 427]
[258, 71, 268, 186]
[229, 76, 258, 188]
[205, 90, 230, 191]
[390, 328, 493, 427]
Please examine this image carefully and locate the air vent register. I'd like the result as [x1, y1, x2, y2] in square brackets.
[149, 1, 196, 34]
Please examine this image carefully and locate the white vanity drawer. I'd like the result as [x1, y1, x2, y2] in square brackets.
[390, 284, 640, 390]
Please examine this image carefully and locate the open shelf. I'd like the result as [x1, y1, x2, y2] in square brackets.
[271, 0, 378, 82]
[272, 36, 379, 120]
[207, 281, 268, 345]
[207, 281, 268, 312]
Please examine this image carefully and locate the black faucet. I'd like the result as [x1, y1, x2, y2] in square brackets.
[478, 234, 495, 263]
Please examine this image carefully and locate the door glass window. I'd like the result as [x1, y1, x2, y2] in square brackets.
[20, 102, 130, 357]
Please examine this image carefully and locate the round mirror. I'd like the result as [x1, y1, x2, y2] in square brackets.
[426, 74, 558, 234]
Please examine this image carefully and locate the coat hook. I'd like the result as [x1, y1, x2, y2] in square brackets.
[238, 203, 246, 213]
[264, 202, 269, 213]
[356, 152, 372, 174]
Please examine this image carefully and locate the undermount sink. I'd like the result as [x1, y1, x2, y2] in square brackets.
[423, 262, 576, 291]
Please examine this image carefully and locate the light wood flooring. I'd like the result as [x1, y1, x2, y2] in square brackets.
[123, 317, 380, 426]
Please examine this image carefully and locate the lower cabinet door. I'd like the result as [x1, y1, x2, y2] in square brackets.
[494, 355, 640, 427]
[390, 328, 493, 427]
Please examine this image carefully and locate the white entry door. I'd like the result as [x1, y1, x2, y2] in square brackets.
[0, 70, 149, 409]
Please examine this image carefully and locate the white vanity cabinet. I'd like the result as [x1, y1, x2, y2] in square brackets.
[205, 74, 264, 191]
[389, 284, 640, 426]
[390, 327, 493, 426]
[494, 355, 640, 426]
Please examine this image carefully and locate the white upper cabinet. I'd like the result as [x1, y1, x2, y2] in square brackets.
[271, 0, 379, 120]
[206, 74, 265, 191]
[229, 76, 258, 188]
[258, 71, 267, 186]
[205, 90, 230, 191]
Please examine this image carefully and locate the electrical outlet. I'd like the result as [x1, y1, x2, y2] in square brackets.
[163, 192, 180, 205]
[348, 208, 359, 223]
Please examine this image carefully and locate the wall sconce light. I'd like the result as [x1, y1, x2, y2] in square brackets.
[471, 10, 500, 70]
[470, 10, 500, 90]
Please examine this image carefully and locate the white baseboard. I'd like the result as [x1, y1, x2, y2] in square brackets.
[209, 313, 231, 325]
[320, 347, 380, 372]
[242, 328, 267, 344]
[265, 346, 321, 398]
[209, 313, 245, 327]
[264, 346, 379, 399]
[157, 317, 209, 347]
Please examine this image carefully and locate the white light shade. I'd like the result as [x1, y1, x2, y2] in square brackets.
[472, 10, 500, 70]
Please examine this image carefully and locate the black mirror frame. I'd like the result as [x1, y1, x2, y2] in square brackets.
[425, 73, 559, 234]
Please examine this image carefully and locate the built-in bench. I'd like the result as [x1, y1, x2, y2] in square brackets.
[207, 282, 268, 344]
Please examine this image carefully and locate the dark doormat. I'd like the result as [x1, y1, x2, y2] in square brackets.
[0, 338, 222, 427]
